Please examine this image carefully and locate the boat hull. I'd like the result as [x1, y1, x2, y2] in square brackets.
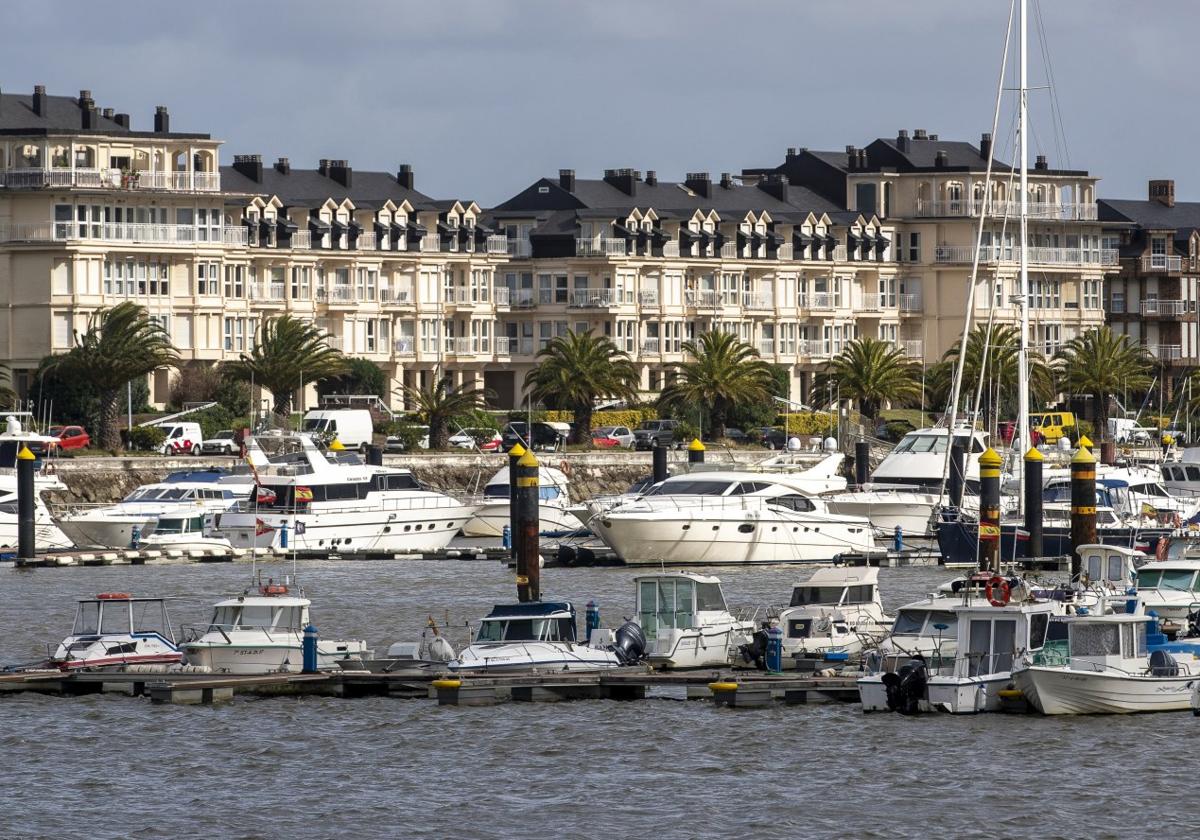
[183, 638, 369, 674]
[217, 503, 476, 553]
[1014, 665, 1198, 714]
[644, 624, 751, 670]
[936, 516, 1171, 564]
[449, 641, 622, 672]
[463, 502, 581, 538]
[57, 515, 157, 549]
[823, 493, 938, 537]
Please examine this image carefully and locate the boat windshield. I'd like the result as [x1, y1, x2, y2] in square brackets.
[209, 604, 304, 631]
[98, 600, 130, 634]
[73, 601, 100, 635]
[1130, 483, 1170, 498]
[155, 515, 205, 534]
[131, 600, 170, 636]
[790, 584, 875, 606]
[483, 484, 562, 501]
[1137, 569, 1199, 591]
[892, 609, 956, 636]
[474, 617, 575, 643]
[645, 480, 733, 496]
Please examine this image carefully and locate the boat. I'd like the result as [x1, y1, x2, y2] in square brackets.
[449, 601, 645, 672]
[1014, 613, 1199, 714]
[1129, 555, 1200, 632]
[181, 579, 369, 674]
[134, 506, 232, 553]
[0, 418, 74, 550]
[594, 470, 875, 565]
[337, 625, 457, 674]
[777, 566, 891, 666]
[462, 463, 577, 537]
[56, 467, 254, 548]
[214, 435, 475, 552]
[633, 572, 753, 669]
[48, 593, 182, 670]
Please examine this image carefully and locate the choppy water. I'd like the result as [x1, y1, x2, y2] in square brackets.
[1, 558, 1197, 839]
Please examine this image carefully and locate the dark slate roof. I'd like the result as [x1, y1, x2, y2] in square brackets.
[0, 90, 209, 139]
[863, 138, 1010, 171]
[219, 165, 435, 210]
[1098, 198, 1200, 231]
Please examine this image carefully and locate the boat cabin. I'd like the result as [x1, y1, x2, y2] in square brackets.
[635, 573, 730, 637]
[1136, 560, 1200, 594]
[473, 601, 578, 644]
[482, 465, 569, 503]
[207, 590, 310, 634]
[68, 593, 175, 646]
[945, 601, 1055, 678]
[870, 427, 987, 491]
[788, 567, 880, 608]
[1077, 544, 1144, 586]
[1037, 614, 1151, 672]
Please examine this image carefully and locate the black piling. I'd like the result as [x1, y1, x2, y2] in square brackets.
[687, 438, 705, 466]
[1070, 444, 1097, 577]
[948, 440, 966, 509]
[854, 440, 869, 488]
[515, 449, 541, 602]
[1024, 447, 1044, 559]
[365, 445, 383, 466]
[652, 443, 668, 484]
[508, 442, 526, 562]
[17, 446, 36, 562]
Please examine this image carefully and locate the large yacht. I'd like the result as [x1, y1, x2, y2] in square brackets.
[462, 463, 576, 537]
[214, 435, 475, 553]
[594, 470, 875, 565]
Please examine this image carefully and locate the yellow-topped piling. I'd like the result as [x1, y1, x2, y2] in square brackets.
[687, 437, 705, 466]
[978, 447, 1002, 572]
[1077, 434, 1093, 450]
[688, 438, 706, 451]
[16, 445, 35, 461]
[508, 441, 527, 458]
[1024, 446, 1043, 462]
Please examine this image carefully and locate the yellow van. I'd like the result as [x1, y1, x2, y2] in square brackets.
[1029, 411, 1076, 443]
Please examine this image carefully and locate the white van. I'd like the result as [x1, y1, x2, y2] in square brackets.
[301, 409, 374, 451]
[157, 422, 204, 455]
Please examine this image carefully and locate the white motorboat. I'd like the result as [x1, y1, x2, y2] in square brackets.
[48, 593, 182, 670]
[449, 601, 644, 673]
[1131, 555, 1200, 631]
[777, 566, 891, 665]
[595, 471, 875, 565]
[0, 421, 74, 550]
[1162, 448, 1200, 498]
[1014, 613, 1199, 714]
[634, 572, 753, 669]
[135, 506, 232, 553]
[214, 435, 475, 553]
[463, 463, 577, 537]
[57, 468, 254, 548]
[182, 580, 369, 674]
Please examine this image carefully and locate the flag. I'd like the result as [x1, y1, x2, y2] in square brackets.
[294, 520, 307, 535]
[256, 486, 277, 505]
[979, 523, 1001, 540]
[1141, 502, 1157, 518]
[295, 486, 314, 502]
[255, 518, 275, 537]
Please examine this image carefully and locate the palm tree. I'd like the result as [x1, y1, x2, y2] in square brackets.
[401, 375, 487, 450]
[0, 364, 17, 411]
[1054, 326, 1152, 439]
[222, 315, 346, 422]
[525, 330, 639, 443]
[812, 337, 922, 423]
[659, 331, 773, 439]
[927, 325, 1056, 421]
[42, 302, 178, 449]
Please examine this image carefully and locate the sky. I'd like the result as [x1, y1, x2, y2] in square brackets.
[5, 0, 1197, 205]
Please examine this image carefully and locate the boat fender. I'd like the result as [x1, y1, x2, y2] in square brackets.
[1156, 537, 1170, 562]
[559, 460, 572, 478]
[986, 575, 1011, 608]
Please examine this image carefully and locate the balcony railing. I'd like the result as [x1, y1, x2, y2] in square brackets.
[662, 242, 680, 258]
[798, 339, 828, 357]
[913, 199, 1099, 221]
[569, 288, 625, 308]
[758, 340, 775, 356]
[899, 339, 924, 358]
[810, 292, 835, 309]
[638, 289, 659, 306]
[290, 230, 311, 249]
[0, 167, 222, 192]
[860, 293, 881, 311]
[1149, 344, 1183, 361]
[380, 287, 413, 305]
[898, 293, 922, 313]
[356, 232, 377, 250]
[1142, 255, 1183, 272]
[777, 243, 794, 260]
[496, 337, 535, 356]
[686, 290, 720, 308]
[484, 234, 508, 254]
[421, 234, 441, 253]
[494, 287, 536, 308]
[506, 239, 532, 258]
[742, 291, 774, 310]
[1140, 299, 1185, 316]
[325, 286, 354, 302]
[394, 338, 415, 354]
[934, 245, 1118, 266]
[250, 283, 287, 302]
[575, 237, 627, 257]
[720, 242, 738, 259]
[444, 287, 491, 305]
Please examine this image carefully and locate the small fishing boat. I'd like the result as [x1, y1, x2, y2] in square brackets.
[449, 601, 644, 672]
[135, 506, 232, 553]
[634, 572, 753, 669]
[777, 566, 891, 667]
[462, 463, 577, 537]
[1131, 555, 1200, 633]
[48, 593, 182, 670]
[182, 579, 370, 674]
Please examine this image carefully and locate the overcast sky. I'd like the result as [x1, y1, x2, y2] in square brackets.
[6, 0, 1196, 205]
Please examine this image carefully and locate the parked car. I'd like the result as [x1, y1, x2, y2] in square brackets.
[449, 428, 503, 451]
[156, 422, 204, 456]
[704, 427, 748, 444]
[633, 419, 680, 450]
[501, 421, 568, 452]
[385, 425, 430, 452]
[591, 425, 635, 448]
[753, 427, 788, 449]
[200, 429, 240, 455]
[47, 425, 90, 450]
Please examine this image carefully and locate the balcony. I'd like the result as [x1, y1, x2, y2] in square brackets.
[662, 242, 680, 258]
[506, 239, 532, 258]
[444, 287, 491, 306]
[394, 338, 415, 355]
[357, 232, 377, 250]
[798, 339, 828, 358]
[443, 337, 479, 356]
[899, 339, 924, 358]
[380, 287, 414, 305]
[1149, 344, 1183, 361]
[569, 288, 624, 308]
[250, 283, 287, 302]
[638, 289, 660, 306]
[421, 234, 441, 253]
[575, 237, 627, 257]
[223, 227, 248, 246]
[859, 293, 882, 311]
[496, 336, 535, 356]
[686, 290, 720, 308]
[290, 230, 312, 249]
[494, 287, 536, 308]
[2, 221, 237, 247]
[720, 242, 739, 259]
[640, 338, 661, 354]
[321, 286, 354, 303]
[0, 167, 222, 192]
[934, 245, 1119, 267]
[810, 292, 835, 309]
[1140, 299, 1186, 317]
[777, 243, 794, 260]
[913, 199, 1098, 221]
[898, 293, 923, 313]
[1142, 254, 1183, 273]
[484, 234, 508, 254]
[743, 291, 774, 311]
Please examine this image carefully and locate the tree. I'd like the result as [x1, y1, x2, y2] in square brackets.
[525, 330, 639, 443]
[1054, 326, 1152, 439]
[0, 364, 17, 411]
[926, 325, 1055, 421]
[659, 331, 773, 439]
[169, 363, 223, 409]
[317, 357, 388, 401]
[811, 337, 921, 423]
[221, 315, 346, 422]
[401, 375, 487, 450]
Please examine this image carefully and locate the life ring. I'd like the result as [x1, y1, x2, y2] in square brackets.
[1156, 536, 1170, 562]
[97, 592, 132, 600]
[260, 584, 288, 596]
[559, 460, 572, 477]
[985, 575, 1011, 607]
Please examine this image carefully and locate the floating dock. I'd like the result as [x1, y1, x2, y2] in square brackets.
[4, 545, 513, 568]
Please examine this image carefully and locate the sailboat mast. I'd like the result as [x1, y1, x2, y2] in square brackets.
[1016, 0, 1031, 513]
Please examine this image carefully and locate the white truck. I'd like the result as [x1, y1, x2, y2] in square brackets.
[301, 408, 374, 451]
[1108, 418, 1154, 445]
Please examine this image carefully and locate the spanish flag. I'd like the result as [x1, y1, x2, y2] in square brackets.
[295, 486, 314, 502]
[1141, 502, 1157, 518]
[979, 523, 1001, 539]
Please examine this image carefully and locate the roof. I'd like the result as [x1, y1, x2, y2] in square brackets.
[796, 567, 879, 586]
[0, 90, 210, 139]
[1099, 198, 1200, 231]
[219, 165, 436, 209]
[484, 601, 575, 619]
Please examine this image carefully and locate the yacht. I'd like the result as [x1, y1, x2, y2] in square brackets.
[595, 471, 875, 565]
[1014, 613, 1198, 714]
[57, 468, 254, 549]
[48, 593, 182, 670]
[462, 463, 576, 537]
[182, 580, 369, 673]
[1162, 448, 1200, 498]
[634, 573, 753, 669]
[214, 435, 475, 553]
[0, 421, 74, 550]
[449, 601, 644, 672]
[1130, 555, 1200, 632]
[135, 506, 232, 553]
[777, 566, 891, 666]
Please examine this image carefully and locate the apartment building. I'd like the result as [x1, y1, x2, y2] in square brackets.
[1100, 179, 1200, 393]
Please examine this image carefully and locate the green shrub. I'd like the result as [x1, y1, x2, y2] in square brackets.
[673, 420, 700, 443]
[127, 425, 166, 452]
[777, 412, 837, 436]
[539, 409, 657, 430]
[386, 420, 427, 451]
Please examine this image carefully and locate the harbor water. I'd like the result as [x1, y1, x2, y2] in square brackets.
[1, 558, 1197, 839]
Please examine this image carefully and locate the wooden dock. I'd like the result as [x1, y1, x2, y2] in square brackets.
[4, 545, 513, 569]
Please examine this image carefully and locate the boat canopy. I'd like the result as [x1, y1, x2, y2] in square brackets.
[476, 601, 577, 643]
[636, 575, 728, 637]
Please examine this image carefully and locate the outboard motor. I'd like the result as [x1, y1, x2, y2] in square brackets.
[1148, 649, 1180, 677]
[1187, 608, 1200, 639]
[611, 621, 646, 665]
[880, 655, 927, 714]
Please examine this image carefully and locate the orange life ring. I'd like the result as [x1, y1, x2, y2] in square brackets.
[559, 460, 572, 477]
[1156, 536, 1170, 562]
[260, 584, 289, 596]
[985, 575, 1011, 608]
[97, 592, 132, 600]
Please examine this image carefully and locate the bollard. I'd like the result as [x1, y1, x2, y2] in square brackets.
[585, 600, 601, 643]
[302, 624, 318, 673]
[893, 525, 904, 552]
[366, 445, 383, 466]
[1070, 444, 1097, 578]
[1100, 439, 1116, 466]
[280, 521, 289, 550]
[130, 524, 142, 550]
[652, 443, 668, 484]
[507, 442, 526, 562]
[766, 625, 783, 673]
[501, 524, 511, 550]
[855, 440, 870, 488]
[978, 447, 1002, 573]
[687, 438, 705, 466]
[1024, 447, 1044, 559]
[515, 449, 541, 602]
[948, 440, 966, 509]
[16, 445, 36, 562]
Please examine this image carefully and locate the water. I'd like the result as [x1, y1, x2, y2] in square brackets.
[1, 559, 1197, 839]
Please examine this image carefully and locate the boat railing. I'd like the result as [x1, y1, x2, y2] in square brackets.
[230, 495, 471, 515]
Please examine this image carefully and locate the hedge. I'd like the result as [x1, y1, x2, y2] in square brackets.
[539, 409, 659, 429]
[775, 412, 837, 436]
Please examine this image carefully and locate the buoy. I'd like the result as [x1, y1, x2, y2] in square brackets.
[432, 678, 463, 690]
[708, 681, 739, 692]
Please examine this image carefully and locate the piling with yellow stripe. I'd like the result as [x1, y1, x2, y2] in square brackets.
[1070, 444, 1097, 577]
[978, 447, 1002, 573]
[515, 448, 541, 602]
[17, 444, 36, 562]
[507, 442, 526, 563]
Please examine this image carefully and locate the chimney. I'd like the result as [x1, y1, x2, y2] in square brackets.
[102, 107, 113, 119]
[757, 173, 789, 201]
[684, 172, 712, 198]
[558, 168, 575, 192]
[645, 170, 657, 186]
[603, 168, 639, 197]
[32, 84, 46, 117]
[397, 163, 413, 189]
[913, 128, 928, 140]
[79, 90, 96, 129]
[896, 129, 911, 153]
[153, 105, 169, 133]
[1035, 154, 1048, 170]
[233, 154, 263, 183]
[329, 159, 352, 188]
[318, 158, 331, 177]
[934, 150, 949, 168]
[114, 113, 130, 129]
[275, 157, 291, 175]
[858, 149, 868, 169]
[786, 146, 798, 158]
[979, 132, 993, 161]
[720, 172, 734, 189]
[929, 134, 939, 141]
[1150, 179, 1176, 208]
[845, 145, 858, 170]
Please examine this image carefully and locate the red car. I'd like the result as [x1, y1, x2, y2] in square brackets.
[48, 425, 90, 450]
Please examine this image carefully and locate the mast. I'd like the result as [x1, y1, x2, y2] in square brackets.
[1016, 0, 1031, 514]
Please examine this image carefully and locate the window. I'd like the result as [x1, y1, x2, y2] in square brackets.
[224, 264, 246, 298]
[907, 232, 921, 263]
[1083, 279, 1101, 310]
[195, 261, 219, 296]
[291, 266, 311, 300]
